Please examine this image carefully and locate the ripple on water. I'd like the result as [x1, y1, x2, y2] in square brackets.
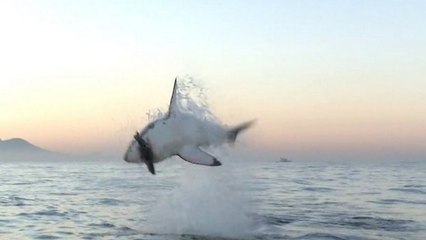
[0, 196, 29, 206]
[35, 235, 60, 240]
[18, 209, 69, 218]
[253, 214, 295, 226]
[370, 199, 426, 205]
[403, 184, 426, 188]
[96, 198, 124, 206]
[389, 187, 426, 195]
[302, 187, 335, 192]
[340, 216, 418, 232]
[293, 233, 349, 240]
[88, 222, 116, 228]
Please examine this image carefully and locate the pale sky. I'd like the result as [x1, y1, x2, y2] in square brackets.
[1, 1, 425, 160]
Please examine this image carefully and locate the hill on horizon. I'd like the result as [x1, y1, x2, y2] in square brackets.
[0, 138, 72, 162]
[0, 138, 118, 162]
[0, 138, 51, 152]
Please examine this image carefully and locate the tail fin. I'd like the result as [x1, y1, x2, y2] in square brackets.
[227, 120, 255, 143]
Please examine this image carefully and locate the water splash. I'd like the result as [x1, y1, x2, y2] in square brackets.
[145, 163, 254, 238]
[146, 76, 220, 123]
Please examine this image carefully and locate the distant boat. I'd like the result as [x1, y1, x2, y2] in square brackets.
[279, 157, 291, 163]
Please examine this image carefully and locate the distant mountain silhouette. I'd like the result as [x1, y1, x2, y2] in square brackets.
[0, 138, 116, 162]
[0, 138, 50, 152]
[0, 138, 68, 161]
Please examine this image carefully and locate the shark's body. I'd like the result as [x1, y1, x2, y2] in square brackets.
[124, 78, 252, 174]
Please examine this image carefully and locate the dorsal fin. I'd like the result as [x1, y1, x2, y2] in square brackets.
[166, 77, 178, 119]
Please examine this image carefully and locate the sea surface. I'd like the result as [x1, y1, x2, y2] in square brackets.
[1, 157, 425, 240]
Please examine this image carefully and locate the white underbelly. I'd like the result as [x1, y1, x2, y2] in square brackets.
[146, 115, 227, 161]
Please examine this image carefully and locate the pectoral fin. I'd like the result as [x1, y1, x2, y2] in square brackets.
[146, 161, 155, 175]
[178, 145, 222, 166]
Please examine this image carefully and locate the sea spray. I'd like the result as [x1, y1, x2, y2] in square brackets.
[145, 161, 254, 238]
[144, 77, 214, 121]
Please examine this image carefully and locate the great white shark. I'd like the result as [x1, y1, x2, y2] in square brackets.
[124, 78, 253, 174]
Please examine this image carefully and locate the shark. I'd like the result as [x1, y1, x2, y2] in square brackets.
[124, 78, 253, 174]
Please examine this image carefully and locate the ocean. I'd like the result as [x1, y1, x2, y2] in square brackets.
[0, 157, 425, 240]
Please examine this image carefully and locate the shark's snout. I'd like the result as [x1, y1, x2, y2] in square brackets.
[123, 140, 145, 163]
[123, 155, 135, 163]
[123, 153, 141, 163]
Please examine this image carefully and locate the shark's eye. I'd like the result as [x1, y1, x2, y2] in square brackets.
[148, 123, 155, 129]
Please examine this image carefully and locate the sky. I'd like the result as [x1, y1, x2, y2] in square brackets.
[1, 0, 425, 161]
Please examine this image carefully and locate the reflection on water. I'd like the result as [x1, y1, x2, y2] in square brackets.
[0, 159, 425, 239]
